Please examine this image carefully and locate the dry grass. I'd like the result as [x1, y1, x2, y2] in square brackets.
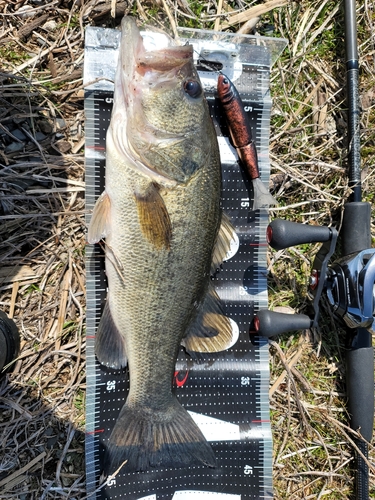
[0, 0, 374, 499]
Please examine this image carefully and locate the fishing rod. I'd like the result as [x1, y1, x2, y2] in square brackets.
[345, 0, 361, 202]
[342, 1, 373, 497]
[252, 1, 374, 498]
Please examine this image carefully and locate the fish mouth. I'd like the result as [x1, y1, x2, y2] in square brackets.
[136, 45, 193, 74]
[110, 17, 195, 187]
[121, 16, 193, 74]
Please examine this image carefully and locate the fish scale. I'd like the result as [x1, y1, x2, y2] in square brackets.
[84, 24, 286, 500]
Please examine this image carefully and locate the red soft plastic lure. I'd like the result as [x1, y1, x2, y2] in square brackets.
[217, 74, 277, 209]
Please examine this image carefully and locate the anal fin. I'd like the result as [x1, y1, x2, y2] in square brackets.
[87, 191, 111, 244]
[182, 286, 238, 355]
[135, 183, 172, 250]
[95, 301, 127, 369]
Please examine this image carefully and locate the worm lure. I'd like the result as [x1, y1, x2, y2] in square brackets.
[217, 74, 277, 210]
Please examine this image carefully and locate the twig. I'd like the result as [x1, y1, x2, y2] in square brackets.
[161, 0, 178, 39]
[8, 282, 19, 319]
[0, 452, 47, 489]
[269, 340, 309, 429]
[270, 346, 304, 397]
[221, 0, 288, 28]
[214, 0, 224, 32]
[15, 42, 59, 73]
[55, 424, 76, 488]
[80, 460, 128, 500]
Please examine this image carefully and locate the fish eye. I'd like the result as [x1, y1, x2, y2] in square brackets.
[183, 80, 202, 98]
[219, 75, 230, 87]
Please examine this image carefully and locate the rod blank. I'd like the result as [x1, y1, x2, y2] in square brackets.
[344, 0, 361, 201]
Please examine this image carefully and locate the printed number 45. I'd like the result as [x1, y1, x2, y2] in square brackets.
[244, 465, 253, 475]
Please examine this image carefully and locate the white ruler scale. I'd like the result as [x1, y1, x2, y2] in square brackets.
[84, 26, 286, 500]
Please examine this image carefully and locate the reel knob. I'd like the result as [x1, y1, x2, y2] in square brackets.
[253, 310, 312, 338]
[267, 219, 332, 251]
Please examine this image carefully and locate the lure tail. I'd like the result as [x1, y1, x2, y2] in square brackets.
[252, 177, 278, 210]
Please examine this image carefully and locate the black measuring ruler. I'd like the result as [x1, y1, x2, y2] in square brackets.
[84, 26, 286, 500]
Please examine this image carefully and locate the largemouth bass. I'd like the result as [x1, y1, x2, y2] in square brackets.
[88, 16, 236, 473]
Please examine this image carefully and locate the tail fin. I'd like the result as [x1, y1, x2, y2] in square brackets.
[104, 399, 216, 473]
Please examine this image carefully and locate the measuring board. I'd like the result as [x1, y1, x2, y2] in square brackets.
[84, 25, 286, 500]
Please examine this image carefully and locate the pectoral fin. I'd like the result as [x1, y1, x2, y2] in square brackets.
[87, 191, 111, 244]
[135, 183, 172, 250]
[211, 212, 237, 274]
[182, 286, 238, 355]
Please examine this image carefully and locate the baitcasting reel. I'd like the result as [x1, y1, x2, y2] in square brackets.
[254, 202, 375, 499]
[254, 202, 375, 339]
[326, 248, 375, 331]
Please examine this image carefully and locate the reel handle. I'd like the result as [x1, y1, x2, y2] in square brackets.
[254, 310, 312, 338]
[267, 219, 332, 251]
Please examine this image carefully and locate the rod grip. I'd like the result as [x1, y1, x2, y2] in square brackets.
[267, 219, 332, 251]
[254, 310, 312, 338]
[346, 345, 374, 443]
[354, 440, 369, 500]
[341, 202, 371, 256]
